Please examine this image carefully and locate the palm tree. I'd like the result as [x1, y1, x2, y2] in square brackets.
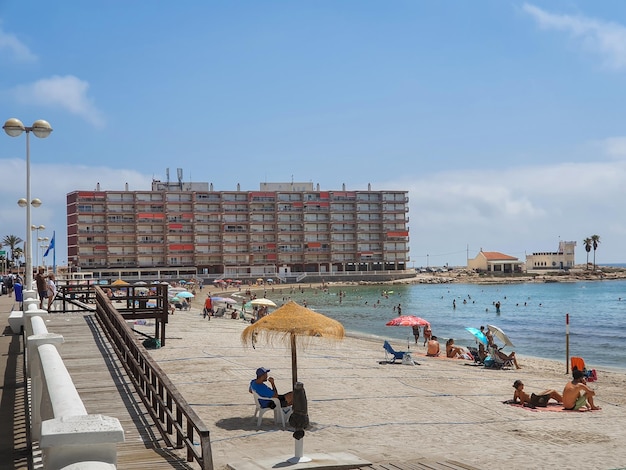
[13, 248, 24, 269]
[591, 234, 601, 271]
[583, 237, 592, 270]
[2, 235, 24, 267]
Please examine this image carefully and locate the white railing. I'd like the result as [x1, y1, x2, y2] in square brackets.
[22, 294, 124, 470]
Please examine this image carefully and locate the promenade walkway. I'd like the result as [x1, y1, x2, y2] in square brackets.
[0, 292, 196, 470]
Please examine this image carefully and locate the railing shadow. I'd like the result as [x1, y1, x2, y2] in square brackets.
[0, 327, 30, 470]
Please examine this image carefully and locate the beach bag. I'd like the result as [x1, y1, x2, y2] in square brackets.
[530, 393, 549, 407]
[587, 369, 598, 382]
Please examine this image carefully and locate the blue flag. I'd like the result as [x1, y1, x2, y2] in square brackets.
[43, 232, 55, 257]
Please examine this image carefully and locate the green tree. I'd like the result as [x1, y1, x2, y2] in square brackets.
[2, 235, 24, 268]
[591, 234, 601, 271]
[583, 237, 592, 270]
[13, 248, 23, 269]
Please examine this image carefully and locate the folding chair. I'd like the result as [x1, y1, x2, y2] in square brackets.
[486, 346, 514, 369]
[383, 340, 406, 363]
[571, 356, 597, 381]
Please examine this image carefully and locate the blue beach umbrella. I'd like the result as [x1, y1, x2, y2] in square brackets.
[465, 327, 488, 346]
[177, 291, 195, 298]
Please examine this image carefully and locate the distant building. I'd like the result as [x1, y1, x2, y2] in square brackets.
[525, 240, 576, 272]
[467, 250, 523, 273]
[66, 180, 410, 279]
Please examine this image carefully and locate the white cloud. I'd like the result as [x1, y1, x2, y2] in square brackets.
[383, 155, 626, 266]
[600, 137, 626, 158]
[523, 3, 626, 69]
[12, 75, 105, 128]
[0, 24, 37, 63]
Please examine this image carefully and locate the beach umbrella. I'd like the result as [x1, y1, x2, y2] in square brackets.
[385, 315, 430, 327]
[212, 296, 237, 304]
[169, 287, 188, 293]
[250, 298, 277, 307]
[241, 301, 345, 387]
[134, 281, 148, 285]
[111, 279, 129, 286]
[487, 324, 515, 348]
[465, 327, 488, 346]
[177, 291, 195, 298]
[170, 296, 182, 303]
[386, 315, 430, 349]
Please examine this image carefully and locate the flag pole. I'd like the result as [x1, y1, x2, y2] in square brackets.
[52, 230, 56, 275]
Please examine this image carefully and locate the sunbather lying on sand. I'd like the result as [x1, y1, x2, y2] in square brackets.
[512, 379, 562, 407]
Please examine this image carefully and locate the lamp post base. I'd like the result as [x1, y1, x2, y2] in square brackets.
[287, 439, 311, 463]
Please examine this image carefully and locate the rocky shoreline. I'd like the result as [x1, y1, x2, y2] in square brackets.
[344, 266, 626, 286]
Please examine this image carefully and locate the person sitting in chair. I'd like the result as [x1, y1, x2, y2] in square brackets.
[249, 367, 293, 409]
[512, 379, 562, 407]
[490, 345, 521, 369]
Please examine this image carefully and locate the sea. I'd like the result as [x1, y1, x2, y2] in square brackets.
[262, 279, 626, 371]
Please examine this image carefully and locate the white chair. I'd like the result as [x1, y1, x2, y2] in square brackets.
[251, 391, 292, 429]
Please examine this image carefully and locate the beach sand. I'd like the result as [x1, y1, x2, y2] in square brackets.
[134, 290, 626, 470]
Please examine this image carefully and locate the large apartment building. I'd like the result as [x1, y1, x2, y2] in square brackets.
[66, 180, 410, 278]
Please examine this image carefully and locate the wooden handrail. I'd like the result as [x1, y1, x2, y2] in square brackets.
[93, 286, 214, 470]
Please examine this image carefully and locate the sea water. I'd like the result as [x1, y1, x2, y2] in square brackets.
[263, 280, 626, 371]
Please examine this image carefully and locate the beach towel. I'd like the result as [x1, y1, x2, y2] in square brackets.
[502, 401, 600, 413]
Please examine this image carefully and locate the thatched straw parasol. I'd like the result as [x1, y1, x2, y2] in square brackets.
[241, 301, 345, 387]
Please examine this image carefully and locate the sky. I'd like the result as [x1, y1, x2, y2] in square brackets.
[2, 1, 626, 268]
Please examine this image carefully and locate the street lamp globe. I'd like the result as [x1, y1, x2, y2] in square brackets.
[2, 118, 25, 137]
[31, 120, 53, 139]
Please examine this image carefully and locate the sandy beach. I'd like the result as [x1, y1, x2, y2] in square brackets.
[131, 289, 626, 470]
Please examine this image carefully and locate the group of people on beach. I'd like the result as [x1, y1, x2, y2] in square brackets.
[511, 369, 600, 411]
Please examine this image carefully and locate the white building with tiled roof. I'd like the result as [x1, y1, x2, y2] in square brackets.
[467, 250, 523, 273]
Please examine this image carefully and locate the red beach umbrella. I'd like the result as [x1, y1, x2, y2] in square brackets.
[386, 315, 430, 327]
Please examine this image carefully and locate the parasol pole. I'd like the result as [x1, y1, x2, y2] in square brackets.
[291, 332, 298, 388]
[565, 313, 570, 375]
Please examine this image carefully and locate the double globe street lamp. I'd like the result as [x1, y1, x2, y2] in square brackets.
[32, 224, 46, 268]
[3, 118, 52, 299]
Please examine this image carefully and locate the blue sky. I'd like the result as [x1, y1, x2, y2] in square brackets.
[2, 1, 626, 268]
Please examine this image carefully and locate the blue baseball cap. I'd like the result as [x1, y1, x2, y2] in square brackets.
[256, 367, 270, 377]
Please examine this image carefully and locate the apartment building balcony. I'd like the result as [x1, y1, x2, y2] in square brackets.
[195, 193, 221, 202]
[277, 225, 304, 233]
[137, 249, 165, 255]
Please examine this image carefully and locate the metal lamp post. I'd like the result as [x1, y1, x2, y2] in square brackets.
[3, 118, 52, 299]
[39, 236, 49, 268]
[32, 224, 46, 268]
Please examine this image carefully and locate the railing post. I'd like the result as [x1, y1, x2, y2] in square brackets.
[27, 316, 64, 440]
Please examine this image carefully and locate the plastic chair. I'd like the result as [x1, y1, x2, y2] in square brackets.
[251, 391, 292, 429]
[383, 340, 406, 363]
